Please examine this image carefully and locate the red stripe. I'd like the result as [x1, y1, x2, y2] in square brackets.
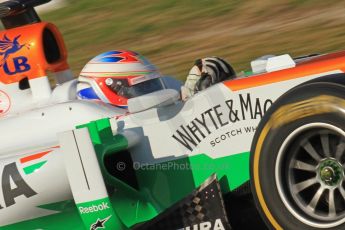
[20, 150, 52, 164]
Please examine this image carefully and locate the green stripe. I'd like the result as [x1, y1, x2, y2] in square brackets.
[23, 161, 47, 175]
[244, 70, 253, 76]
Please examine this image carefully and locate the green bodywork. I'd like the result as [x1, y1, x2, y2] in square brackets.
[3, 118, 250, 230]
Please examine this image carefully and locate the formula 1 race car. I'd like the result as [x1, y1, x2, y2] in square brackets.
[2, 1, 345, 230]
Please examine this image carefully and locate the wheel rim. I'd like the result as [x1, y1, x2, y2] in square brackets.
[276, 123, 345, 228]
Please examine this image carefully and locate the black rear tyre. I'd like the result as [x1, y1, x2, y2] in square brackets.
[250, 82, 345, 230]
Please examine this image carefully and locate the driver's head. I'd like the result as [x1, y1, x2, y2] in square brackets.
[77, 50, 165, 108]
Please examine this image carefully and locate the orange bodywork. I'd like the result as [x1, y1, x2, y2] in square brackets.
[225, 51, 345, 91]
[0, 22, 69, 84]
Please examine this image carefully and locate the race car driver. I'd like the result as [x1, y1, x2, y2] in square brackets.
[77, 50, 166, 109]
[77, 50, 235, 107]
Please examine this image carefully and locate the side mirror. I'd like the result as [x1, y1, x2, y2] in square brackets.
[128, 89, 180, 113]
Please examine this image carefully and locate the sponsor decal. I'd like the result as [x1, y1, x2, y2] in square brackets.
[0, 34, 31, 75]
[77, 198, 117, 230]
[177, 218, 225, 230]
[0, 90, 10, 116]
[172, 93, 272, 151]
[90, 215, 111, 230]
[209, 126, 256, 148]
[0, 162, 37, 209]
[79, 201, 110, 214]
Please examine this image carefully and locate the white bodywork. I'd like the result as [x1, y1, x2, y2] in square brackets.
[0, 146, 70, 226]
[0, 70, 74, 118]
[120, 70, 342, 164]
[0, 67, 343, 226]
[0, 78, 126, 155]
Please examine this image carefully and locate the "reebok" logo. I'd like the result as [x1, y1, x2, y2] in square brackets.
[79, 202, 110, 214]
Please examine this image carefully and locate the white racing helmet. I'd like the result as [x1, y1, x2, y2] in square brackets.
[77, 50, 165, 108]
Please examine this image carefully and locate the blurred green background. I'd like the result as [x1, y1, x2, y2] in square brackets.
[41, 0, 345, 81]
